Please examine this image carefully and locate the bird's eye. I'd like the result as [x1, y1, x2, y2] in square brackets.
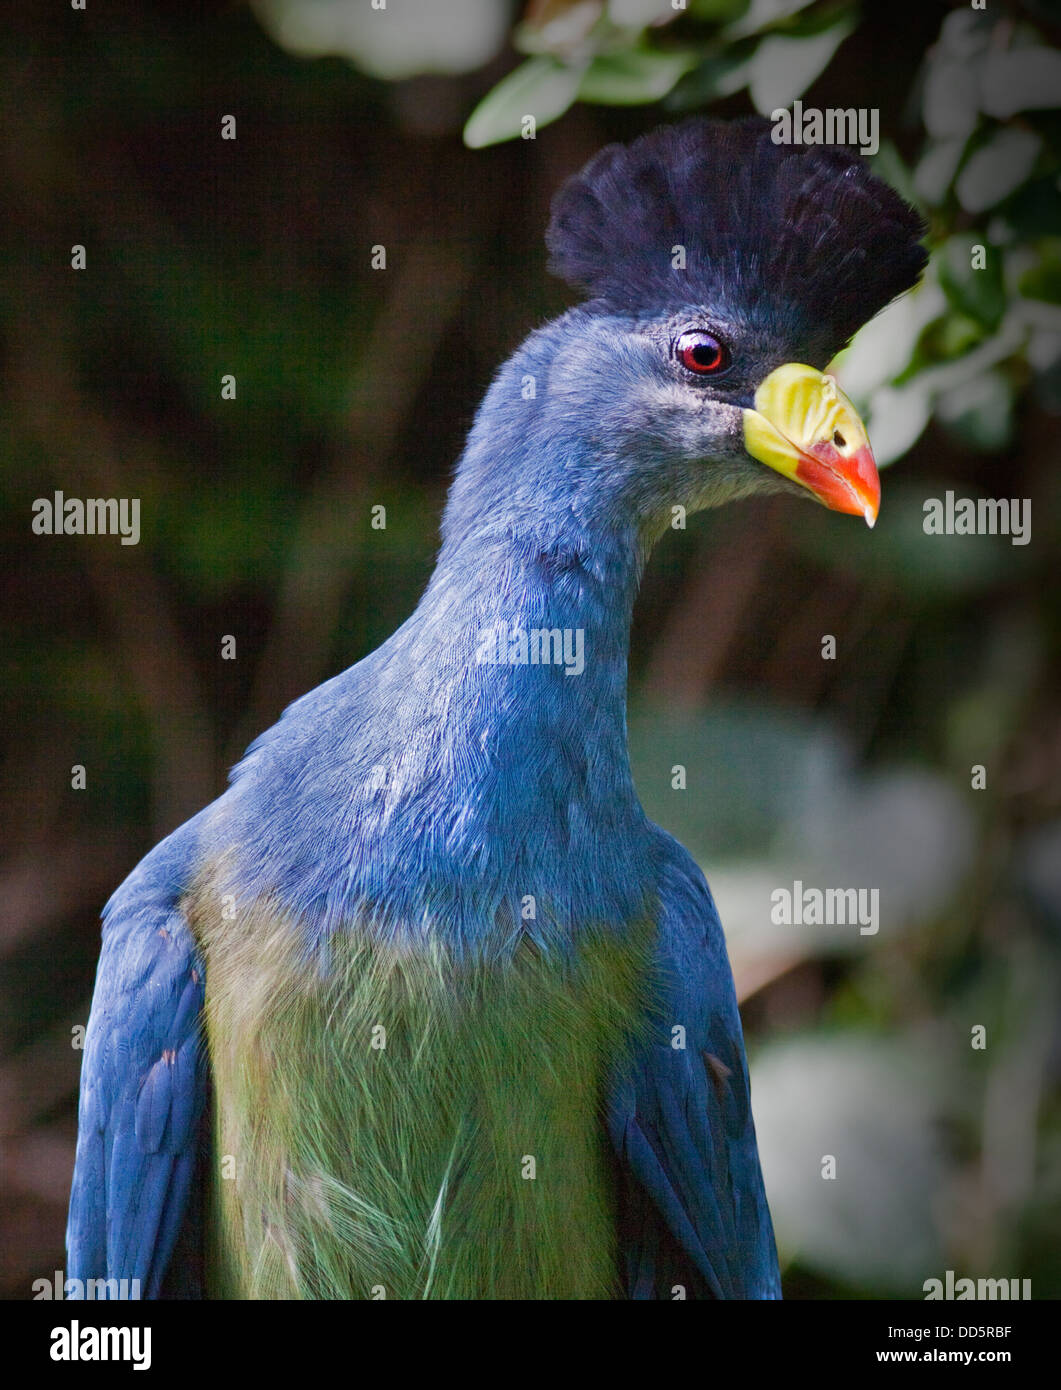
[675, 330, 730, 376]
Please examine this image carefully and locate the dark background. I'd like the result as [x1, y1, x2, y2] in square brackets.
[2, 0, 1059, 1299]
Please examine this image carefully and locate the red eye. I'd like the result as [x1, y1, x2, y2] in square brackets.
[676, 330, 729, 376]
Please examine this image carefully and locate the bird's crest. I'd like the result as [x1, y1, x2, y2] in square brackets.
[546, 116, 927, 357]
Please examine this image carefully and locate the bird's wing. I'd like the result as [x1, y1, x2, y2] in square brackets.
[67, 814, 210, 1299]
[607, 839, 780, 1299]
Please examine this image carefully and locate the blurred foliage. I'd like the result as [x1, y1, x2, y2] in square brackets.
[1, 0, 1059, 1300]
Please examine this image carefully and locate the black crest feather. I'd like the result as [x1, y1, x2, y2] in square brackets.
[546, 116, 927, 360]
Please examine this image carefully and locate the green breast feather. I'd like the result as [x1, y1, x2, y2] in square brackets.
[187, 874, 654, 1300]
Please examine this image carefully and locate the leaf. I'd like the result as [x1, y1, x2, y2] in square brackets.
[935, 6, 992, 63]
[937, 235, 1006, 331]
[914, 313, 1027, 398]
[463, 56, 586, 148]
[1018, 238, 1061, 306]
[793, 767, 975, 925]
[725, 0, 816, 40]
[710, 767, 974, 979]
[833, 279, 946, 406]
[747, 18, 854, 115]
[1000, 176, 1061, 242]
[954, 128, 1043, 215]
[667, 46, 754, 107]
[254, 0, 511, 79]
[689, 0, 747, 20]
[863, 381, 932, 465]
[577, 47, 697, 105]
[516, 0, 605, 56]
[913, 136, 968, 207]
[922, 58, 980, 141]
[981, 46, 1061, 119]
[607, 0, 680, 25]
[926, 311, 987, 360]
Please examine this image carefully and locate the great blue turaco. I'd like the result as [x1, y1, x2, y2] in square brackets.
[67, 116, 926, 1299]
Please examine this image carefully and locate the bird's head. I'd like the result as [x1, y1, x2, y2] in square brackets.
[443, 118, 926, 559]
[531, 116, 926, 539]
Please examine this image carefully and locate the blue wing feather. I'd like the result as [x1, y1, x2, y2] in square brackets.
[66, 812, 210, 1299]
[609, 833, 781, 1300]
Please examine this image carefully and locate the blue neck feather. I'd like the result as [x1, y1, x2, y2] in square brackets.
[222, 324, 659, 956]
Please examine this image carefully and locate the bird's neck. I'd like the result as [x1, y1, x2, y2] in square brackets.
[303, 325, 665, 948]
[402, 319, 652, 815]
[411, 515, 644, 789]
[372, 516, 651, 947]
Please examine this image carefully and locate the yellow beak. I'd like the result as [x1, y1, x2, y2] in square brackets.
[742, 363, 880, 527]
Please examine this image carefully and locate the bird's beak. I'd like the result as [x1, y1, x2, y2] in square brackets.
[742, 363, 880, 527]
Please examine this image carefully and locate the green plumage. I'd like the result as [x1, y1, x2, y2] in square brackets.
[187, 870, 654, 1299]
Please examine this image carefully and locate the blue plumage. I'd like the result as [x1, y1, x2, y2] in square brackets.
[68, 815, 209, 1297]
[608, 842, 779, 1297]
[68, 117, 925, 1298]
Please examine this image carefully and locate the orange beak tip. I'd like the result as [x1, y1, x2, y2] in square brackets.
[794, 439, 880, 525]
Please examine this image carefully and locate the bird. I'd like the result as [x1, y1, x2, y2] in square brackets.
[67, 115, 926, 1300]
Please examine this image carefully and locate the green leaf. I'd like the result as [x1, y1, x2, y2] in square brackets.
[747, 18, 854, 114]
[926, 312, 987, 360]
[914, 314, 1027, 396]
[578, 47, 697, 105]
[690, 0, 748, 20]
[1018, 238, 1061, 305]
[463, 56, 586, 149]
[725, 0, 816, 40]
[1001, 176, 1061, 241]
[937, 235, 1006, 331]
[666, 46, 754, 107]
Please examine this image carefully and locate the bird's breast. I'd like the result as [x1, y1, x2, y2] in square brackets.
[184, 867, 656, 1298]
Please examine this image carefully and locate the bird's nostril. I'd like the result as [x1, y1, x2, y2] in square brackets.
[832, 430, 846, 448]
